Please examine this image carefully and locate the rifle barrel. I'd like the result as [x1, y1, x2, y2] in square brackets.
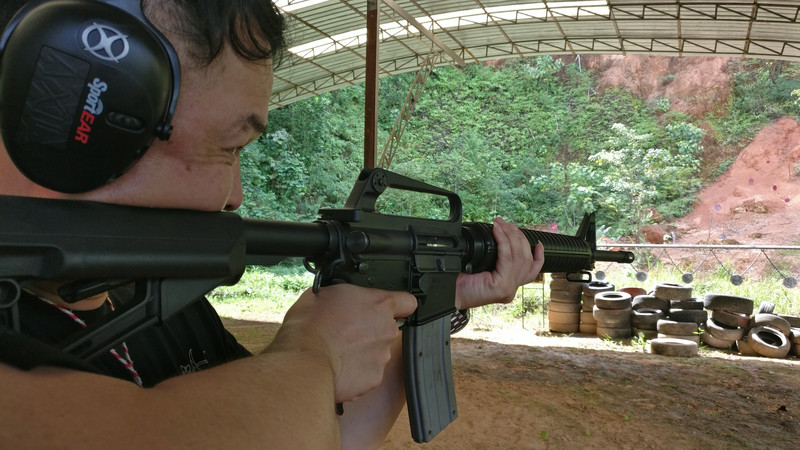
[462, 223, 634, 275]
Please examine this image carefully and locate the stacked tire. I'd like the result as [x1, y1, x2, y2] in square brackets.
[702, 293, 754, 353]
[631, 294, 669, 339]
[657, 318, 700, 345]
[580, 281, 614, 335]
[783, 315, 800, 357]
[547, 273, 585, 333]
[649, 337, 699, 357]
[593, 291, 632, 339]
[791, 329, 800, 357]
[745, 313, 792, 358]
[703, 312, 746, 350]
[658, 283, 707, 327]
[654, 283, 704, 344]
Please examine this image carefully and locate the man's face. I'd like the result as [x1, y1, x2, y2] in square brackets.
[75, 45, 273, 212]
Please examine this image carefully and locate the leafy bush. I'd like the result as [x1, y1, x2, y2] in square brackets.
[243, 55, 794, 241]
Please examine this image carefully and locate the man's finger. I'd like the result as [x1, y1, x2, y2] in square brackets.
[392, 291, 418, 318]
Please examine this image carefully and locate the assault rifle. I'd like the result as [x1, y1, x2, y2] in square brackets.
[0, 168, 633, 443]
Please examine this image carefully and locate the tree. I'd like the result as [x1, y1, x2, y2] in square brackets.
[586, 122, 702, 239]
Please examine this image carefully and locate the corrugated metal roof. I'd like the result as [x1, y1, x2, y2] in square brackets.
[271, 1, 800, 109]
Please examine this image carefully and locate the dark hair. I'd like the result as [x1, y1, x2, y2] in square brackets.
[1, 0, 288, 67]
[144, 0, 287, 68]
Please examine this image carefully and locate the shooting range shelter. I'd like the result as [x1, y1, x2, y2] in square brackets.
[271, 0, 800, 166]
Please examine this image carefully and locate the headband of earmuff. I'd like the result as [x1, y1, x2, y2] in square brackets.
[0, 0, 180, 193]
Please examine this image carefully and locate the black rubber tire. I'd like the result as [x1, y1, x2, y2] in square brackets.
[594, 291, 633, 310]
[579, 323, 597, 335]
[657, 333, 700, 345]
[711, 309, 751, 328]
[789, 328, 800, 344]
[549, 288, 582, 303]
[549, 321, 580, 333]
[705, 317, 745, 341]
[703, 293, 754, 315]
[633, 328, 658, 340]
[593, 306, 632, 326]
[582, 281, 615, 298]
[650, 338, 698, 356]
[701, 330, 735, 349]
[632, 295, 670, 313]
[580, 311, 596, 324]
[749, 314, 791, 336]
[736, 338, 759, 356]
[748, 326, 791, 358]
[596, 325, 632, 339]
[654, 282, 693, 301]
[757, 301, 775, 314]
[670, 299, 704, 310]
[779, 314, 800, 328]
[668, 309, 708, 324]
[657, 319, 698, 335]
[632, 308, 665, 330]
[549, 278, 585, 292]
[548, 310, 579, 324]
[548, 301, 582, 313]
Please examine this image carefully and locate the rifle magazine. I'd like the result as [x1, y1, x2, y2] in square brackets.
[402, 316, 458, 443]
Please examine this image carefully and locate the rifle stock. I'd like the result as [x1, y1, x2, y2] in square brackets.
[0, 168, 633, 443]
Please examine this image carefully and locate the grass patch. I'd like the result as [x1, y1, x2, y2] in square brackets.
[208, 264, 312, 320]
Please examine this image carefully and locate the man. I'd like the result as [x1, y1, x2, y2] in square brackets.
[0, 0, 544, 447]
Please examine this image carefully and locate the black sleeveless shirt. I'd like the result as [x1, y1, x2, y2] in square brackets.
[0, 288, 251, 387]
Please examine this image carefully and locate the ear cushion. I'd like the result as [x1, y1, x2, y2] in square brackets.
[0, 0, 179, 193]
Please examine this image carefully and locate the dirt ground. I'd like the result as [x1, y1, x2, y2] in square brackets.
[386, 328, 800, 449]
[674, 117, 800, 249]
[223, 317, 799, 449]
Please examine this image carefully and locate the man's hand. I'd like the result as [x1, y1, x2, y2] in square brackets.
[455, 217, 545, 310]
[273, 284, 417, 403]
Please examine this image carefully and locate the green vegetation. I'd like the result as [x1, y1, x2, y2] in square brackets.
[705, 59, 800, 149]
[243, 56, 800, 239]
[209, 265, 312, 320]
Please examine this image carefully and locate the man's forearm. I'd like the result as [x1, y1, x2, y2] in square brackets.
[0, 343, 340, 448]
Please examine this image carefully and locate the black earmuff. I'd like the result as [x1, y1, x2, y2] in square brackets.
[0, 0, 180, 193]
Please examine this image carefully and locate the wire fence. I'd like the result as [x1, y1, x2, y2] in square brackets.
[595, 243, 800, 289]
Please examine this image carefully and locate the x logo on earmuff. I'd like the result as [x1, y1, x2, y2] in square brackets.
[81, 23, 129, 63]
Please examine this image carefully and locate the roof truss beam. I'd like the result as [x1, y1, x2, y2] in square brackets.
[381, 0, 465, 67]
[271, 1, 800, 109]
